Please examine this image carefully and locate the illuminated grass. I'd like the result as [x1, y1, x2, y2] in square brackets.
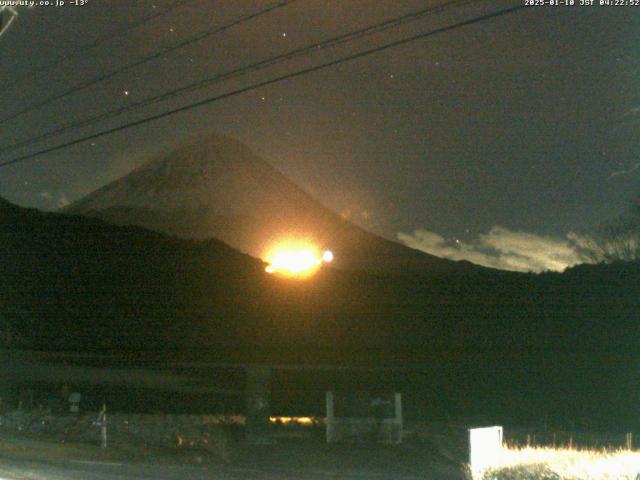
[481, 446, 640, 480]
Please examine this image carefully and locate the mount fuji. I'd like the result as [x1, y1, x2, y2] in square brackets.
[65, 134, 482, 276]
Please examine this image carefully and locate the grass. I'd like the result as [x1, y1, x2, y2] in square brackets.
[479, 446, 640, 480]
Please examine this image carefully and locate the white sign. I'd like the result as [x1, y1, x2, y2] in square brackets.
[468, 426, 503, 479]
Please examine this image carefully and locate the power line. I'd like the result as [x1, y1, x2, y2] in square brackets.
[0, 4, 527, 170]
[0, 0, 294, 125]
[0, 6, 30, 40]
[0, 7, 17, 39]
[0, 0, 476, 155]
[2, 0, 196, 89]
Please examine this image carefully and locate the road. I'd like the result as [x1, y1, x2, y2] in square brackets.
[0, 456, 448, 480]
[0, 427, 461, 479]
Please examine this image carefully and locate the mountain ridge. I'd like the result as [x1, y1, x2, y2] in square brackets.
[64, 134, 488, 276]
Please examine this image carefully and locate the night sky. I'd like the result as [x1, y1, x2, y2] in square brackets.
[1, 0, 639, 271]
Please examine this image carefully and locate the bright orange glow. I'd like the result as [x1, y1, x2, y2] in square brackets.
[269, 416, 318, 426]
[269, 248, 319, 274]
[264, 242, 334, 277]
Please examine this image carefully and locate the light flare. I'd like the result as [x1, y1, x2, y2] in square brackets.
[264, 242, 334, 277]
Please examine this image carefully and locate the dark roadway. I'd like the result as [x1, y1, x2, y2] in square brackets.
[0, 433, 463, 480]
[0, 456, 453, 480]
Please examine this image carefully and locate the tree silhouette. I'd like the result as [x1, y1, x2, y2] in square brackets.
[584, 193, 640, 262]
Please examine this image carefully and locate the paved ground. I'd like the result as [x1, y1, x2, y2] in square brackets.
[0, 456, 459, 480]
[0, 431, 463, 479]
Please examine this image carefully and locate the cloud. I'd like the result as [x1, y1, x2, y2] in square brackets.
[57, 192, 69, 209]
[397, 226, 592, 273]
[39, 191, 70, 209]
[622, 106, 640, 117]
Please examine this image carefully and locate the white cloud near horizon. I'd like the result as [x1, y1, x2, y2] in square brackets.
[39, 191, 70, 209]
[397, 226, 593, 273]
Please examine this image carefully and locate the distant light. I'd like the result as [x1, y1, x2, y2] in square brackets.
[264, 242, 334, 277]
[269, 416, 317, 426]
[269, 249, 318, 275]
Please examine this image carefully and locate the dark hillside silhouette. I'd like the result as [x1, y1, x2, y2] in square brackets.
[2, 197, 639, 429]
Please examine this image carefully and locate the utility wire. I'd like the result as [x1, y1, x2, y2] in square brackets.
[0, 4, 527, 170]
[0, 0, 293, 125]
[0, 7, 18, 39]
[0, 5, 33, 40]
[3, 0, 196, 89]
[0, 0, 476, 155]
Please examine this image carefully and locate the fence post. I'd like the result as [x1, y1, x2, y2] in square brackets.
[245, 366, 272, 444]
[393, 392, 403, 444]
[325, 391, 335, 444]
[100, 403, 107, 449]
